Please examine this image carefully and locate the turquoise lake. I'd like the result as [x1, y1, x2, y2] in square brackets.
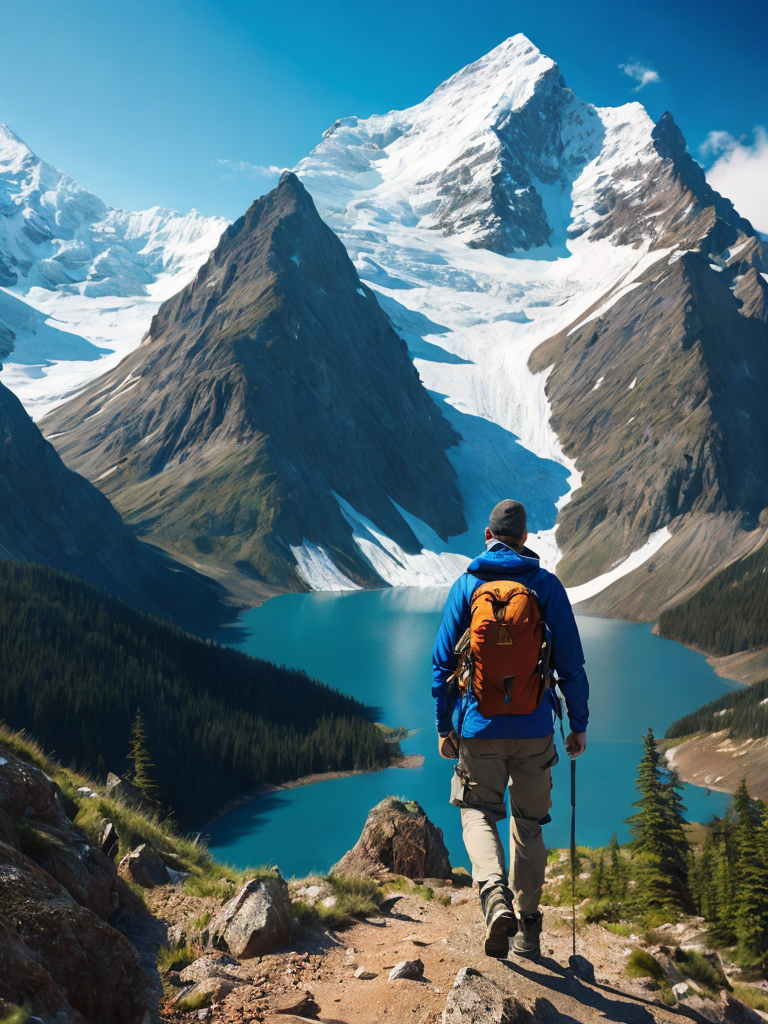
[207, 587, 741, 878]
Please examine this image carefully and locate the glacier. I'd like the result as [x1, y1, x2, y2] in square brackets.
[292, 35, 680, 590]
[0, 122, 227, 417]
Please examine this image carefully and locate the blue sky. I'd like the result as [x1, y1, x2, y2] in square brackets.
[1, 0, 766, 223]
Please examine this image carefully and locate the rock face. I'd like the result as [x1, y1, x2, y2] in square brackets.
[443, 967, 529, 1024]
[333, 797, 451, 879]
[531, 236, 768, 588]
[209, 875, 294, 958]
[0, 744, 154, 1024]
[41, 172, 466, 599]
[525, 105, 768, 596]
[0, 378, 229, 633]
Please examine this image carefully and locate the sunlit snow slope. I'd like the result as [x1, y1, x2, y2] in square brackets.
[0, 123, 227, 417]
[293, 34, 680, 587]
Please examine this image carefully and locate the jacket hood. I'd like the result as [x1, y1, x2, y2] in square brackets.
[466, 545, 542, 578]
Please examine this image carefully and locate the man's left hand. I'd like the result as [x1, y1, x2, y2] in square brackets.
[438, 732, 458, 759]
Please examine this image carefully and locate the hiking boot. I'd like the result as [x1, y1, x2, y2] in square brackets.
[512, 910, 543, 960]
[478, 881, 518, 958]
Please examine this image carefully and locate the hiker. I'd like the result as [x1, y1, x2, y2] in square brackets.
[432, 499, 589, 960]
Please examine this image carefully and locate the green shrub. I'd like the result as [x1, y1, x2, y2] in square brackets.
[625, 949, 665, 982]
[676, 950, 726, 995]
[158, 945, 195, 975]
[584, 899, 625, 924]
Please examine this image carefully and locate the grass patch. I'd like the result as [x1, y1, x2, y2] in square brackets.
[292, 872, 383, 930]
[733, 985, 768, 1012]
[158, 945, 195, 975]
[191, 910, 212, 931]
[386, 876, 435, 901]
[603, 922, 632, 937]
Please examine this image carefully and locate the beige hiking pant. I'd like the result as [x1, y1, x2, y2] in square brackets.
[452, 734, 558, 915]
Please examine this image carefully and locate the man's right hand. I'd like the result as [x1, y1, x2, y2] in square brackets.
[565, 731, 587, 758]
[438, 732, 458, 759]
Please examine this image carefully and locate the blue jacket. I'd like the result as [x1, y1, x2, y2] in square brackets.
[432, 542, 589, 739]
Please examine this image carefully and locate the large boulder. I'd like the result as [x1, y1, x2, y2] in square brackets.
[208, 875, 293, 958]
[105, 772, 147, 810]
[0, 839, 153, 1024]
[119, 843, 169, 888]
[333, 797, 451, 880]
[179, 953, 248, 985]
[443, 967, 530, 1024]
[0, 744, 71, 829]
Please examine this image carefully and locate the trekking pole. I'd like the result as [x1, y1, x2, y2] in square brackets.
[570, 755, 577, 957]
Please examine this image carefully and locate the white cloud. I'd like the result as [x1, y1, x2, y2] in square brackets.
[705, 127, 768, 234]
[215, 159, 285, 178]
[619, 61, 661, 90]
[699, 130, 738, 158]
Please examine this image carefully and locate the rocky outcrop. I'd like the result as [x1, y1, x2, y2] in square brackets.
[389, 958, 425, 982]
[106, 771, 146, 810]
[41, 172, 466, 600]
[332, 796, 452, 879]
[119, 843, 170, 889]
[209, 875, 294, 958]
[443, 967, 530, 1024]
[0, 378, 230, 634]
[0, 744, 154, 1024]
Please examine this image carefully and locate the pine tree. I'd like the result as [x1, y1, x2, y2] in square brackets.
[592, 849, 606, 900]
[625, 728, 690, 911]
[606, 833, 628, 900]
[736, 805, 768, 972]
[127, 708, 159, 803]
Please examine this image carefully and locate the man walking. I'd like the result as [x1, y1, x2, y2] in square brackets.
[432, 499, 589, 960]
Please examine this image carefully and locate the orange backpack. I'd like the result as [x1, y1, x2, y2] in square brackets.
[451, 579, 551, 717]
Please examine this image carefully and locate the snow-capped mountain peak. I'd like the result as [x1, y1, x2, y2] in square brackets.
[0, 121, 227, 416]
[298, 34, 610, 257]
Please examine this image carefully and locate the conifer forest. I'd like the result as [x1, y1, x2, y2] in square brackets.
[0, 561, 392, 825]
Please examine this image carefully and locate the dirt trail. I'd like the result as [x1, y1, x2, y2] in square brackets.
[158, 882, 708, 1024]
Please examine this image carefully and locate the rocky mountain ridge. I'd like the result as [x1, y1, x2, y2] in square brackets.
[41, 173, 466, 597]
[0, 376, 229, 631]
[295, 33, 768, 618]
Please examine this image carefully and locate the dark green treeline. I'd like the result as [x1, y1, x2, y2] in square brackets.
[665, 677, 768, 742]
[658, 541, 768, 655]
[0, 561, 390, 826]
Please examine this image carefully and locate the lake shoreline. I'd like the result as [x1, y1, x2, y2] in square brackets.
[202, 752, 425, 831]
